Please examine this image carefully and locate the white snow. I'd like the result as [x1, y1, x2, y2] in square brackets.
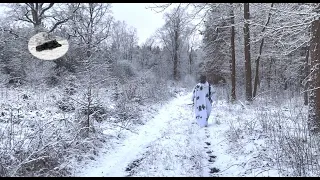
[74, 91, 286, 177]
[77, 93, 193, 176]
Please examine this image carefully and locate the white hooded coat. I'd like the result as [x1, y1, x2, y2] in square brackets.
[191, 82, 214, 127]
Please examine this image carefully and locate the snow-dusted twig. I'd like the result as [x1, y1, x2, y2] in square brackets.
[112, 123, 138, 135]
[237, 100, 248, 110]
[216, 163, 246, 174]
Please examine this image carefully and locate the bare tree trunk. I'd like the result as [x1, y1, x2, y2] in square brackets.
[253, 3, 273, 98]
[243, 3, 252, 101]
[230, 3, 236, 102]
[86, 86, 92, 137]
[304, 45, 310, 105]
[27, 3, 44, 33]
[24, 3, 72, 33]
[308, 19, 320, 131]
[173, 29, 179, 81]
[189, 47, 193, 75]
[267, 58, 272, 89]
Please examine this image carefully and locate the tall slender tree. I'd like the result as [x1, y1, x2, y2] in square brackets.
[243, 3, 252, 101]
[252, 3, 273, 99]
[308, 19, 320, 131]
[230, 3, 236, 102]
[157, 7, 192, 81]
[304, 44, 310, 105]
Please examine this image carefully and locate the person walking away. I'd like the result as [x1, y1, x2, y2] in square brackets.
[191, 75, 214, 127]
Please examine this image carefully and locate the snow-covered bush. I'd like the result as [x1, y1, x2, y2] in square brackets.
[0, 86, 111, 177]
[181, 74, 197, 89]
[113, 60, 138, 83]
[113, 92, 142, 126]
[225, 93, 320, 177]
[56, 97, 75, 112]
[255, 99, 320, 177]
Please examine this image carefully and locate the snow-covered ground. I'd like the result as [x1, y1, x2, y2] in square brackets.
[75, 92, 285, 177]
[1, 86, 311, 177]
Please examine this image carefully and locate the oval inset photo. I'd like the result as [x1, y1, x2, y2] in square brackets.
[28, 32, 69, 60]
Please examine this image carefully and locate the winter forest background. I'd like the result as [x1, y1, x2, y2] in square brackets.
[0, 3, 320, 177]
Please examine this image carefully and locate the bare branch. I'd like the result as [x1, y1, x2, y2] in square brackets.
[0, 28, 19, 38]
[48, 18, 69, 33]
[146, 3, 173, 13]
[48, 3, 80, 33]
[23, 7, 35, 24]
[39, 3, 54, 17]
[25, 3, 35, 11]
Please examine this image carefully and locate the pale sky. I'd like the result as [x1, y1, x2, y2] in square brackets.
[0, 3, 170, 46]
[0, 3, 203, 46]
[111, 3, 171, 46]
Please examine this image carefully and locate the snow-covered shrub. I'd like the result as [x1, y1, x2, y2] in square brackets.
[181, 74, 197, 89]
[119, 69, 172, 104]
[122, 82, 139, 101]
[0, 164, 7, 177]
[255, 103, 319, 177]
[137, 71, 172, 102]
[113, 60, 138, 83]
[45, 76, 60, 87]
[0, 108, 72, 176]
[0, 86, 111, 177]
[79, 105, 107, 123]
[64, 87, 77, 96]
[114, 93, 142, 125]
[226, 117, 242, 141]
[63, 75, 78, 96]
[227, 93, 320, 177]
[56, 97, 75, 112]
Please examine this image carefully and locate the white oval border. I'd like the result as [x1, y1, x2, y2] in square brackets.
[28, 32, 69, 61]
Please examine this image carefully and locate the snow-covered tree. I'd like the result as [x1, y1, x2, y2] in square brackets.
[156, 6, 193, 81]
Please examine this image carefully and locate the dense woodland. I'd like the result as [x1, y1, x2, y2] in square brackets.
[0, 3, 320, 177]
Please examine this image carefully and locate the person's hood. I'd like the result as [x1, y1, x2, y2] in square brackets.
[199, 81, 209, 87]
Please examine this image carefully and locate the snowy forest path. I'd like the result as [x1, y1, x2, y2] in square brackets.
[77, 92, 224, 177]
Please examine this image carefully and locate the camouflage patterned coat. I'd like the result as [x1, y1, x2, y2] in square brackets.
[191, 82, 214, 127]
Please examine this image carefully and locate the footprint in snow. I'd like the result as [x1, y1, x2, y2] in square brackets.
[208, 155, 217, 162]
[209, 167, 220, 173]
[205, 142, 211, 146]
[206, 150, 212, 154]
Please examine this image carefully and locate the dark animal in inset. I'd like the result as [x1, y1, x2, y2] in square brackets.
[36, 39, 62, 52]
